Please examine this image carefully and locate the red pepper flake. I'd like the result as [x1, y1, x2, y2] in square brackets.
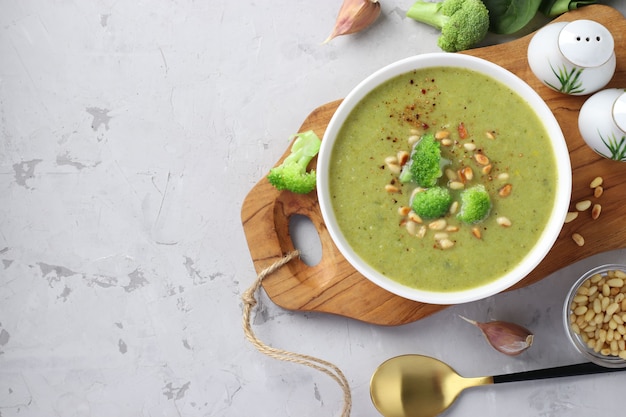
[458, 122, 468, 139]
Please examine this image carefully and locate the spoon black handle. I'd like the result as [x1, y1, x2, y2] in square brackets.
[493, 362, 625, 384]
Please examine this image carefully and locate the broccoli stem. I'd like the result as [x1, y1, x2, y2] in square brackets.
[539, 0, 596, 17]
[406, 1, 449, 30]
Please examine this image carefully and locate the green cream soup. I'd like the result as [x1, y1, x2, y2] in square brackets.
[329, 67, 558, 292]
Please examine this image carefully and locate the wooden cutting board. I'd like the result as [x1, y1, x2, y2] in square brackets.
[241, 5, 626, 326]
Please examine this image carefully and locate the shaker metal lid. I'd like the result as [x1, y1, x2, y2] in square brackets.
[558, 20, 614, 68]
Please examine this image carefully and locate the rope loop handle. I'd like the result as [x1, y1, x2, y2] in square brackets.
[242, 250, 352, 416]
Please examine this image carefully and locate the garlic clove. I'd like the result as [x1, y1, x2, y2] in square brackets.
[460, 315, 534, 356]
[324, 0, 381, 44]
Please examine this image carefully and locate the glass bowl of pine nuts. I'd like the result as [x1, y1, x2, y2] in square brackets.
[564, 264, 626, 367]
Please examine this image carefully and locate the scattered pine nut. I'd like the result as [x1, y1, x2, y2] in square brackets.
[498, 184, 512, 197]
[445, 168, 457, 181]
[441, 138, 453, 147]
[435, 130, 450, 140]
[398, 206, 411, 216]
[428, 219, 447, 230]
[408, 212, 423, 224]
[406, 220, 418, 235]
[594, 186, 604, 198]
[485, 131, 496, 139]
[385, 156, 398, 165]
[472, 227, 482, 239]
[592, 204, 602, 220]
[449, 201, 459, 215]
[575, 200, 592, 211]
[449, 181, 465, 190]
[463, 143, 477, 152]
[387, 163, 401, 175]
[565, 212, 579, 223]
[438, 238, 455, 249]
[408, 135, 420, 147]
[474, 153, 490, 165]
[481, 164, 492, 175]
[590, 176, 603, 188]
[397, 151, 410, 166]
[497, 172, 509, 181]
[461, 166, 474, 181]
[416, 225, 427, 238]
[385, 184, 400, 193]
[496, 216, 512, 227]
[572, 233, 585, 246]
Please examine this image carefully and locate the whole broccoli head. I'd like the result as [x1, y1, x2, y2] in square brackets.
[411, 186, 453, 219]
[406, 0, 490, 52]
[400, 133, 444, 188]
[267, 130, 321, 194]
[457, 184, 492, 224]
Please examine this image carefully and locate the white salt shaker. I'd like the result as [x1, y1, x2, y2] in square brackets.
[527, 19, 615, 96]
[578, 88, 626, 161]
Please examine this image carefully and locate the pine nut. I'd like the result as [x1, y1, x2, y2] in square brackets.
[472, 227, 481, 239]
[594, 186, 604, 198]
[572, 233, 585, 246]
[406, 220, 418, 235]
[481, 164, 492, 175]
[408, 135, 420, 146]
[474, 153, 489, 165]
[589, 176, 603, 188]
[485, 131, 496, 139]
[441, 138, 453, 146]
[565, 212, 579, 223]
[449, 181, 465, 190]
[385, 184, 400, 193]
[497, 216, 512, 227]
[575, 200, 592, 211]
[498, 184, 512, 197]
[445, 168, 457, 181]
[449, 201, 459, 215]
[428, 219, 447, 230]
[398, 206, 411, 216]
[434, 232, 449, 240]
[592, 204, 602, 220]
[463, 143, 476, 152]
[397, 151, 410, 166]
[438, 238, 455, 249]
[387, 163, 401, 175]
[408, 212, 422, 224]
[416, 225, 427, 238]
[435, 130, 450, 140]
[497, 172, 509, 181]
[385, 156, 398, 165]
[461, 166, 474, 181]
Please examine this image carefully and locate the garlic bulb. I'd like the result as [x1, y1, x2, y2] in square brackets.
[460, 315, 534, 356]
[324, 0, 381, 44]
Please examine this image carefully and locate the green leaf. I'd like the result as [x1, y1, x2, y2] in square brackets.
[482, 0, 542, 34]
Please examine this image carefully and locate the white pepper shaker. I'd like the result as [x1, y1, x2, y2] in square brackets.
[578, 88, 626, 161]
[527, 19, 615, 96]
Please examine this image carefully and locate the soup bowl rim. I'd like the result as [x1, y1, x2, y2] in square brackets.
[316, 52, 572, 305]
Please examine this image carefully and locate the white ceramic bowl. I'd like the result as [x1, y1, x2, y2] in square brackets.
[317, 53, 572, 304]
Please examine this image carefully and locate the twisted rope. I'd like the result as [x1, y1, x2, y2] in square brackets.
[242, 250, 352, 416]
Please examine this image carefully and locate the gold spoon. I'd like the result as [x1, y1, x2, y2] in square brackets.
[370, 354, 625, 417]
